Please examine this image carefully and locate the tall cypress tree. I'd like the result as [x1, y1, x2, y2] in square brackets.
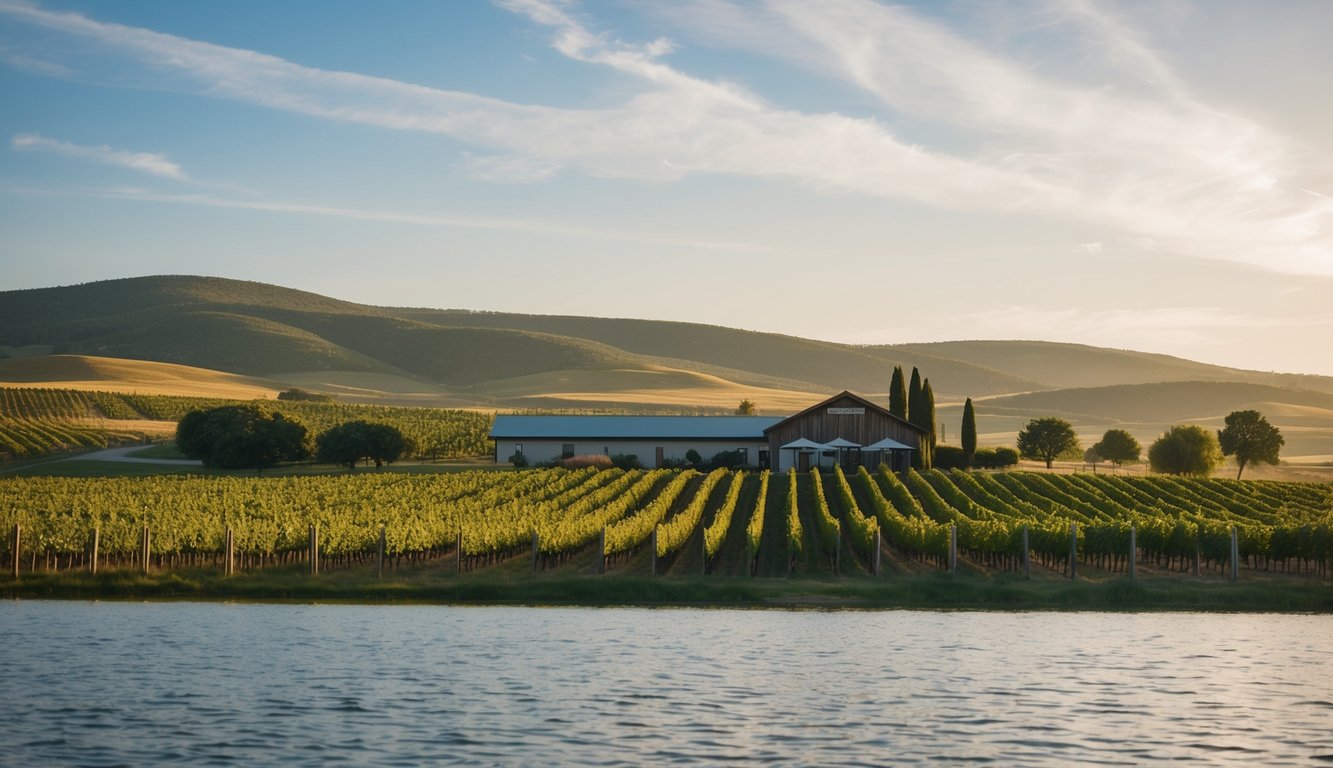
[961, 397, 977, 468]
[907, 367, 922, 425]
[889, 366, 907, 419]
[921, 379, 937, 470]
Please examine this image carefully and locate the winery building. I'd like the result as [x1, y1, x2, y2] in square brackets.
[490, 391, 925, 472]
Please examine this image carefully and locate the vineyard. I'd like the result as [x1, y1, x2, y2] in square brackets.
[0, 387, 495, 460]
[3, 468, 1330, 580]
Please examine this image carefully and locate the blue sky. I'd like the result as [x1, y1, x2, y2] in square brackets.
[2, 0, 1332, 375]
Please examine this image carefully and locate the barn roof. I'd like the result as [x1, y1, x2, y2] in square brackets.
[762, 390, 927, 436]
[491, 414, 782, 440]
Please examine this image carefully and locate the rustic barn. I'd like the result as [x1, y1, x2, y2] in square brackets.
[764, 391, 925, 472]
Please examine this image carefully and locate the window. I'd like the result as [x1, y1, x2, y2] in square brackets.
[737, 447, 748, 465]
[515, 443, 523, 455]
[562, 443, 575, 459]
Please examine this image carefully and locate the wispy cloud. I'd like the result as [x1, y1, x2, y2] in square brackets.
[1, 0, 1330, 276]
[11, 132, 186, 179]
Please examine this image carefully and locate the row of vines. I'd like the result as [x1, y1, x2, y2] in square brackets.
[1, 468, 1329, 577]
[0, 387, 495, 460]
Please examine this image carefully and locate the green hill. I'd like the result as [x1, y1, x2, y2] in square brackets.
[4, 275, 1333, 457]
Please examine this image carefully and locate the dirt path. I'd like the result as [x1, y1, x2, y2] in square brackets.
[61, 445, 203, 466]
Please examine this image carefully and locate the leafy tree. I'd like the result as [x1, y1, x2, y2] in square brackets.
[1218, 410, 1284, 479]
[1083, 445, 1103, 472]
[316, 421, 410, 469]
[735, 399, 757, 416]
[1148, 424, 1223, 476]
[889, 366, 907, 419]
[1016, 417, 1080, 469]
[1093, 429, 1141, 467]
[175, 404, 310, 470]
[960, 397, 977, 467]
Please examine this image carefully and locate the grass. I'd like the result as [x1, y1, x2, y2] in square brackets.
[126, 441, 187, 459]
[5, 566, 1330, 611]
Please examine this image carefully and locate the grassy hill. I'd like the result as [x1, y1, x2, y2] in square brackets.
[4, 276, 1333, 462]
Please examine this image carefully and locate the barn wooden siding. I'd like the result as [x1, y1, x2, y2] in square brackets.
[764, 392, 923, 457]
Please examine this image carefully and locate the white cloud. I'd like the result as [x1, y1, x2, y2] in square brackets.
[2, 0, 1330, 277]
[11, 132, 186, 179]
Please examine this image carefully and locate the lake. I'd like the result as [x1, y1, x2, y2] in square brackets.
[2, 602, 1331, 766]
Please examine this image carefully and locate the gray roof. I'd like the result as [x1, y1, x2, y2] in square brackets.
[491, 415, 782, 440]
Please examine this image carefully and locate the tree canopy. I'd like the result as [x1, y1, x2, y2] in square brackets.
[176, 404, 310, 470]
[888, 366, 907, 420]
[735, 399, 757, 416]
[1148, 424, 1223, 476]
[960, 397, 977, 466]
[1218, 410, 1283, 479]
[316, 421, 411, 469]
[1093, 429, 1141, 467]
[1016, 417, 1080, 469]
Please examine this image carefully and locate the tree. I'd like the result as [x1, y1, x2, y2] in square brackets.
[920, 379, 937, 470]
[1093, 429, 1141, 468]
[960, 397, 977, 467]
[1218, 410, 1283, 479]
[735, 399, 757, 416]
[276, 387, 334, 403]
[316, 421, 410, 469]
[907, 367, 922, 424]
[888, 366, 907, 419]
[175, 405, 310, 470]
[1016, 417, 1080, 469]
[1148, 424, 1223, 476]
[1083, 445, 1103, 473]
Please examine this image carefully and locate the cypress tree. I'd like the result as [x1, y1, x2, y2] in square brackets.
[907, 367, 922, 425]
[921, 379, 937, 470]
[889, 366, 907, 419]
[961, 397, 977, 468]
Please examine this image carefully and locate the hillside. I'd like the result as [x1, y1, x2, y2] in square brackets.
[3, 276, 1333, 460]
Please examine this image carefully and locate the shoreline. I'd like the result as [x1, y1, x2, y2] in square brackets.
[6, 569, 1331, 612]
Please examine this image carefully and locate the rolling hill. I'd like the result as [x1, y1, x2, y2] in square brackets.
[3, 275, 1332, 461]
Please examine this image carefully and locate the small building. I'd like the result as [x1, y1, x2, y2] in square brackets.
[490, 414, 780, 468]
[490, 391, 925, 471]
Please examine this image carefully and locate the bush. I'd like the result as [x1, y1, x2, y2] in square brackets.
[685, 449, 703, 467]
[560, 454, 614, 469]
[508, 451, 529, 468]
[276, 388, 334, 403]
[932, 445, 967, 469]
[609, 453, 642, 470]
[973, 446, 1019, 469]
[708, 449, 748, 470]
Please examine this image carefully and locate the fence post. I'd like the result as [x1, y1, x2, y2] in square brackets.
[377, 526, 385, 579]
[89, 526, 99, 575]
[10, 524, 19, 579]
[224, 527, 234, 577]
[834, 531, 841, 575]
[1128, 525, 1136, 580]
[599, 527, 606, 575]
[531, 530, 539, 574]
[455, 530, 462, 574]
[1230, 526, 1240, 582]
[702, 531, 707, 576]
[874, 528, 881, 577]
[1068, 522, 1077, 580]
[949, 523, 957, 576]
[1022, 525, 1030, 580]
[651, 527, 658, 577]
[308, 523, 318, 576]
[1193, 535, 1201, 577]
[142, 525, 151, 574]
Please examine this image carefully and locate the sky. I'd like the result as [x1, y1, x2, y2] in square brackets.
[2, 0, 1331, 375]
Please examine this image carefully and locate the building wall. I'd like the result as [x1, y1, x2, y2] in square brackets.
[496, 439, 768, 468]
[766, 394, 923, 472]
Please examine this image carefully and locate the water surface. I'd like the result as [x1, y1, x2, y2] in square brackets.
[2, 603, 1331, 765]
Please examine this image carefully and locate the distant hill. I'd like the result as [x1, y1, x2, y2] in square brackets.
[3, 276, 1333, 460]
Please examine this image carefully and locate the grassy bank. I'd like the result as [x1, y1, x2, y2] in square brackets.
[5, 567, 1331, 612]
